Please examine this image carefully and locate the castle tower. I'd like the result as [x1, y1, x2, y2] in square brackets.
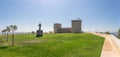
[71, 19, 82, 33]
[54, 23, 61, 33]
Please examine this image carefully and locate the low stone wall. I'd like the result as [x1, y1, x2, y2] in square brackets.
[91, 33, 120, 57]
[110, 35, 120, 55]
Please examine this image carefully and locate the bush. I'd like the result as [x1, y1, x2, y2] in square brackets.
[104, 31, 110, 34]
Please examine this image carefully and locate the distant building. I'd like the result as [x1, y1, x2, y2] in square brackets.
[54, 18, 82, 33]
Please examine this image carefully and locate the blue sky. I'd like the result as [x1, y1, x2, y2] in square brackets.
[0, 0, 120, 32]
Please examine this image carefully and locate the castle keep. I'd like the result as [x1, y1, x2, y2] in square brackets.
[54, 18, 82, 33]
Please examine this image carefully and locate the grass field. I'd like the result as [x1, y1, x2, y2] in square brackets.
[0, 33, 104, 57]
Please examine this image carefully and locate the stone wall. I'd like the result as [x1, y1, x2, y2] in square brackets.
[59, 28, 71, 33]
[110, 35, 120, 56]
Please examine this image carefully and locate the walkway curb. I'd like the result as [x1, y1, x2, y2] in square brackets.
[92, 33, 120, 57]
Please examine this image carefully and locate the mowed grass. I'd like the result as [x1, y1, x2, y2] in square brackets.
[0, 33, 104, 57]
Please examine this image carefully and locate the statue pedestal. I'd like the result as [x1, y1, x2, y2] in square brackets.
[36, 30, 43, 37]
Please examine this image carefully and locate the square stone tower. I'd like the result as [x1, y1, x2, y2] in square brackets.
[54, 23, 61, 33]
[71, 20, 82, 33]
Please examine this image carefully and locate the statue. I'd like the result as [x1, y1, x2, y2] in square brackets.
[36, 23, 43, 37]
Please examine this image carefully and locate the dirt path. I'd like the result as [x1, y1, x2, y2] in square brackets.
[92, 33, 120, 57]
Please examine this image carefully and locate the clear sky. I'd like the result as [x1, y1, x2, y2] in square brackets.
[0, 0, 120, 32]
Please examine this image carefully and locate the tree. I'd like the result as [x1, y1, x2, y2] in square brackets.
[1, 29, 7, 38]
[31, 31, 35, 34]
[118, 29, 120, 39]
[10, 25, 17, 46]
[104, 31, 110, 34]
[1, 30, 5, 36]
[6, 26, 11, 42]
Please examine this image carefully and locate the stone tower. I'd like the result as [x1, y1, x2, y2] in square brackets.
[71, 19, 82, 33]
[54, 23, 61, 33]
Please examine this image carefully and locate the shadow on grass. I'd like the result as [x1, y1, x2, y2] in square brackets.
[0, 40, 4, 42]
[0, 46, 9, 49]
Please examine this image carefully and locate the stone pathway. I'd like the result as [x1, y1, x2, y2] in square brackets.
[92, 33, 120, 57]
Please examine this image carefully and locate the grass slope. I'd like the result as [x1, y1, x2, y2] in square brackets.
[0, 33, 104, 57]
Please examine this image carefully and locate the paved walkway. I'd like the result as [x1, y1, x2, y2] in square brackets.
[92, 33, 120, 57]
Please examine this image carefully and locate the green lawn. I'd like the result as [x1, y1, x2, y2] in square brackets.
[0, 33, 104, 57]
